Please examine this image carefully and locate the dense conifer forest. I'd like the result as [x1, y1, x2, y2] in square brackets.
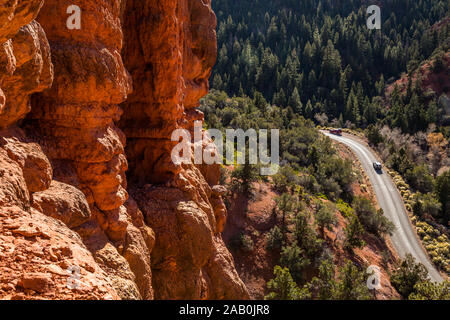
[211, 0, 449, 133]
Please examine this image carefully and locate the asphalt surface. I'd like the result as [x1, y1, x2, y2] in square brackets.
[322, 131, 443, 282]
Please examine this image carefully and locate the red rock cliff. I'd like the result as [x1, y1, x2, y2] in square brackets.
[0, 0, 248, 300]
[119, 0, 248, 299]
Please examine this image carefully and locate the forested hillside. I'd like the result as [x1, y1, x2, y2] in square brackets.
[211, 0, 449, 133]
[204, 0, 450, 299]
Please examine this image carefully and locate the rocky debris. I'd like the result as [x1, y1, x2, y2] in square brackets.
[19, 272, 54, 293]
[0, 206, 119, 300]
[32, 180, 91, 229]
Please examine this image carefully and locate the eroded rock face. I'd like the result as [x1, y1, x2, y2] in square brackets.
[0, 205, 119, 300]
[0, 0, 123, 300]
[0, 0, 44, 44]
[121, 0, 249, 299]
[120, 0, 218, 184]
[0, 0, 247, 300]
[132, 165, 249, 300]
[31, 0, 131, 212]
[28, 0, 153, 299]
[0, 6, 52, 128]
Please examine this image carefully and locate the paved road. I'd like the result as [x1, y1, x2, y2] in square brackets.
[322, 131, 443, 282]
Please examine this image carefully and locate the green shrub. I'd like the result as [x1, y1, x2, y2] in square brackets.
[265, 266, 310, 300]
[294, 211, 324, 258]
[344, 215, 366, 250]
[405, 164, 434, 194]
[280, 243, 311, 282]
[390, 254, 430, 298]
[231, 232, 254, 252]
[315, 201, 338, 235]
[412, 193, 442, 218]
[240, 234, 254, 252]
[332, 262, 372, 300]
[365, 125, 384, 146]
[409, 280, 450, 300]
[336, 199, 354, 218]
[266, 226, 283, 251]
[352, 197, 395, 236]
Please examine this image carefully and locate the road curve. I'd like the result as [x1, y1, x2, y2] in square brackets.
[321, 131, 443, 282]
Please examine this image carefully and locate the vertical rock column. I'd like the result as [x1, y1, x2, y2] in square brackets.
[31, 0, 131, 211]
[28, 0, 154, 299]
[0, 0, 121, 300]
[119, 0, 184, 185]
[120, 0, 250, 299]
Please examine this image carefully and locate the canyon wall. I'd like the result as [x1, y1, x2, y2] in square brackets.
[0, 0, 248, 300]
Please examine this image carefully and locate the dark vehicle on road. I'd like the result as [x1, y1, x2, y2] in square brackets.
[373, 161, 382, 171]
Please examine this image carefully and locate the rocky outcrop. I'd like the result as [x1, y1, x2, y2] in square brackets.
[0, 1, 52, 128]
[132, 164, 248, 299]
[120, 0, 218, 184]
[27, 0, 154, 300]
[120, 0, 249, 299]
[0, 1, 117, 299]
[0, 0, 248, 300]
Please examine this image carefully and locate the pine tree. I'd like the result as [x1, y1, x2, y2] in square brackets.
[316, 202, 338, 237]
[305, 100, 314, 119]
[344, 215, 365, 250]
[289, 87, 303, 114]
[212, 74, 223, 90]
[276, 193, 297, 237]
[280, 243, 310, 282]
[265, 266, 308, 300]
[375, 74, 385, 96]
[332, 262, 371, 300]
[345, 88, 359, 124]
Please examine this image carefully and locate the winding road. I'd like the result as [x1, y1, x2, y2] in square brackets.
[321, 131, 443, 282]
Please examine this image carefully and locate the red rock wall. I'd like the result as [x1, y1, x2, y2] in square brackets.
[120, 0, 248, 299]
[0, 0, 118, 299]
[0, 0, 248, 300]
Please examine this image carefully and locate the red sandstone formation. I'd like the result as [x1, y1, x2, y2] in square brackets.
[27, 0, 154, 300]
[0, 0, 248, 300]
[0, 0, 118, 299]
[120, 0, 248, 299]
